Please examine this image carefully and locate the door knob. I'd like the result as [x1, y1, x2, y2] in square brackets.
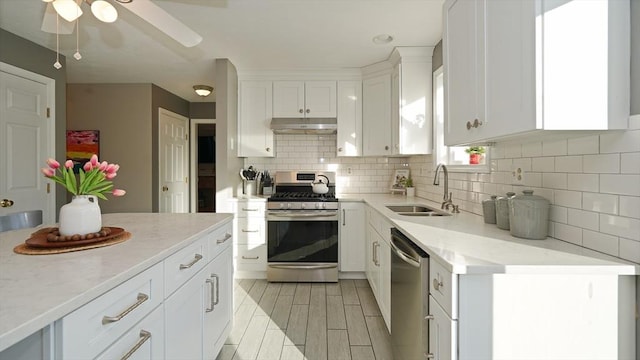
[1, 199, 14, 207]
[162, 186, 169, 192]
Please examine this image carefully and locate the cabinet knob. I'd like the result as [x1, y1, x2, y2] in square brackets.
[466, 121, 472, 130]
[338, 147, 343, 152]
[433, 278, 443, 291]
[299, 109, 304, 114]
[384, 145, 389, 151]
[473, 118, 483, 128]
[0, 198, 14, 207]
[266, 147, 271, 152]
[306, 109, 310, 114]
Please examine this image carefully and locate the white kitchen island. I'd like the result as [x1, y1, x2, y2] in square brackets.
[339, 194, 638, 360]
[0, 213, 234, 359]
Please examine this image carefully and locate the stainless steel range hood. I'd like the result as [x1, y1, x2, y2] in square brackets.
[270, 118, 337, 135]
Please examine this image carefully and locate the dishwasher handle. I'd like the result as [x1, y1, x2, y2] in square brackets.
[390, 236, 421, 268]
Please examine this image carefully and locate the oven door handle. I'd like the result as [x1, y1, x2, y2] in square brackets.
[267, 212, 338, 218]
[268, 264, 338, 270]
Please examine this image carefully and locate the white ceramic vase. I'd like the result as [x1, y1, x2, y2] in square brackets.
[406, 187, 415, 197]
[58, 195, 102, 236]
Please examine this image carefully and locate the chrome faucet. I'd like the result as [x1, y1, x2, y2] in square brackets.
[433, 164, 459, 213]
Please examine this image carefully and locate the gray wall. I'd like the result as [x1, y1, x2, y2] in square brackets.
[432, 40, 443, 71]
[0, 29, 68, 213]
[67, 84, 154, 212]
[190, 102, 216, 119]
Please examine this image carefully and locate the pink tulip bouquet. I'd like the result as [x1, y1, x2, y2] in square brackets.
[42, 154, 126, 200]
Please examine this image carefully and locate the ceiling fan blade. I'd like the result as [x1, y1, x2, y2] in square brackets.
[41, 3, 75, 34]
[117, 0, 203, 48]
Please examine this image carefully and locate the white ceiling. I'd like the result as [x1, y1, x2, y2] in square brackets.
[0, 0, 444, 102]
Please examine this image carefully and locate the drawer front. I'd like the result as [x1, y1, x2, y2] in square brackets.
[430, 258, 458, 319]
[230, 201, 266, 217]
[58, 262, 163, 360]
[94, 304, 165, 360]
[234, 218, 266, 245]
[164, 237, 208, 297]
[428, 295, 458, 360]
[209, 221, 233, 260]
[235, 243, 267, 271]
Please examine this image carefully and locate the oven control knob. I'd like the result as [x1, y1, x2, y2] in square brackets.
[286, 203, 291, 209]
[322, 203, 326, 209]
[301, 203, 306, 209]
[279, 203, 285, 209]
[315, 203, 320, 209]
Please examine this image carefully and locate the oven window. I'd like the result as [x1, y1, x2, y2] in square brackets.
[268, 220, 338, 263]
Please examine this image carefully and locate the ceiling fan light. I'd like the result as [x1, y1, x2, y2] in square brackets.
[193, 85, 213, 97]
[52, 0, 83, 22]
[91, 0, 118, 23]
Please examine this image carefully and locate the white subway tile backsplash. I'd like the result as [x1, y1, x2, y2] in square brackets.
[523, 172, 542, 188]
[567, 209, 599, 231]
[619, 196, 640, 219]
[554, 190, 582, 209]
[542, 173, 567, 189]
[522, 142, 543, 157]
[567, 135, 599, 155]
[600, 130, 640, 154]
[621, 153, 640, 174]
[542, 139, 568, 156]
[619, 238, 640, 263]
[532, 157, 555, 172]
[599, 214, 640, 241]
[550, 205, 568, 223]
[582, 192, 618, 215]
[567, 174, 599, 192]
[554, 156, 582, 173]
[600, 175, 640, 196]
[582, 230, 619, 256]
[504, 144, 522, 158]
[553, 223, 582, 245]
[583, 154, 620, 174]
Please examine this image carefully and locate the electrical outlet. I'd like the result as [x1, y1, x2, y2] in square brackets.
[347, 167, 352, 175]
[511, 166, 525, 185]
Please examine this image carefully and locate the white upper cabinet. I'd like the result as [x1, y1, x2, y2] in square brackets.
[362, 74, 392, 156]
[390, 47, 434, 155]
[336, 81, 362, 157]
[238, 81, 274, 157]
[443, 0, 630, 146]
[273, 81, 337, 118]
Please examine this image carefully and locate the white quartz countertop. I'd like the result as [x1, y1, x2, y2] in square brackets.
[0, 212, 233, 352]
[338, 194, 639, 275]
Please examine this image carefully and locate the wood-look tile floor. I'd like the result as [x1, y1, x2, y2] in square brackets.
[216, 279, 393, 360]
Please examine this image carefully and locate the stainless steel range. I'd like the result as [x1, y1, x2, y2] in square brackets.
[266, 171, 339, 282]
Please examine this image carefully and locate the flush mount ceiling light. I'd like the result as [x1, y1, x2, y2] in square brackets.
[372, 34, 394, 45]
[193, 85, 214, 97]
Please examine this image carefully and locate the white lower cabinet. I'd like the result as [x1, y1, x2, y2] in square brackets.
[428, 296, 456, 360]
[365, 205, 391, 331]
[203, 247, 233, 359]
[95, 304, 165, 360]
[339, 202, 365, 272]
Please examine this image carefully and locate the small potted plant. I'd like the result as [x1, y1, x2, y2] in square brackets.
[465, 146, 485, 165]
[404, 177, 415, 197]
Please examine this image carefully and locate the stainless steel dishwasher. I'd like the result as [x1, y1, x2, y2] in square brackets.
[390, 227, 429, 360]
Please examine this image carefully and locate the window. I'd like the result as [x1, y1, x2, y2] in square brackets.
[433, 66, 491, 173]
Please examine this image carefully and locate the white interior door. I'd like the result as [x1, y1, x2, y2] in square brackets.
[159, 108, 189, 213]
[0, 63, 55, 224]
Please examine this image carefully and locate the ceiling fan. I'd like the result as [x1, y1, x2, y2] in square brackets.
[40, 0, 203, 48]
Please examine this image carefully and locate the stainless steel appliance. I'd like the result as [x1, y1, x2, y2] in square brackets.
[390, 227, 429, 360]
[266, 171, 339, 282]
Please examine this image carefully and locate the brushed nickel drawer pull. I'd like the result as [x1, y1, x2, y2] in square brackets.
[120, 330, 151, 360]
[213, 274, 220, 306]
[102, 293, 149, 325]
[242, 208, 259, 211]
[241, 229, 259, 233]
[205, 277, 215, 313]
[216, 233, 232, 244]
[179, 254, 203, 269]
[242, 255, 259, 260]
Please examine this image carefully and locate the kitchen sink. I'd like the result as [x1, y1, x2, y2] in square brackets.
[385, 205, 451, 217]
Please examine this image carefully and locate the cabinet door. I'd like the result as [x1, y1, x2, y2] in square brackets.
[443, 0, 485, 146]
[203, 247, 233, 359]
[339, 202, 365, 272]
[362, 74, 391, 156]
[238, 81, 274, 157]
[378, 236, 391, 331]
[273, 81, 305, 117]
[165, 269, 205, 360]
[304, 81, 337, 117]
[336, 81, 362, 157]
[484, 0, 536, 138]
[391, 64, 401, 155]
[365, 225, 379, 296]
[428, 296, 457, 360]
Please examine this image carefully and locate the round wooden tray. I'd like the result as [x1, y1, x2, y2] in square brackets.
[25, 227, 126, 249]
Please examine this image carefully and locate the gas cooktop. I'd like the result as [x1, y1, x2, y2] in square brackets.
[268, 191, 337, 202]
